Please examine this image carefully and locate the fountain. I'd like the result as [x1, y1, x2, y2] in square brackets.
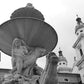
[0, 3, 58, 84]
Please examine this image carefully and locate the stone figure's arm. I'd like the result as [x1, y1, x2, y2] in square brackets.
[37, 48, 47, 58]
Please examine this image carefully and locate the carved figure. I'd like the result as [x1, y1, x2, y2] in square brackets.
[10, 38, 47, 84]
[11, 38, 46, 77]
[39, 52, 59, 84]
[22, 47, 46, 77]
[11, 38, 28, 74]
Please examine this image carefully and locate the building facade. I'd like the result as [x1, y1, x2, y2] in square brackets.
[73, 16, 84, 83]
[57, 49, 82, 84]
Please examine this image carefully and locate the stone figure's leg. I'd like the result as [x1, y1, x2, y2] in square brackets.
[11, 57, 17, 74]
[11, 57, 16, 68]
[16, 58, 23, 74]
[11, 66, 17, 74]
[23, 66, 31, 77]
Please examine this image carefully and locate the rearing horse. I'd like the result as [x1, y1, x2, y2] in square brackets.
[39, 52, 59, 84]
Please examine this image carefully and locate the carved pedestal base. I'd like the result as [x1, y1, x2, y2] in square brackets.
[2, 73, 40, 84]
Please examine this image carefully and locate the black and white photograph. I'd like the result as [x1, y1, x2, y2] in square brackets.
[0, 0, 83, 84]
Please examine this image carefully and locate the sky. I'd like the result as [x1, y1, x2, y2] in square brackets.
[0, 0, 84, 69]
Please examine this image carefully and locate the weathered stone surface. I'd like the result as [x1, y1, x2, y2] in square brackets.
[39, 52, 59, 84]
[2, 38, 46, 84]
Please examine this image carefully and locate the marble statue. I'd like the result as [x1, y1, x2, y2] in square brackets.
[11, 38, 46, 75]
[11, 38, 28, 74]
[3, 38, 46, 84]
[2, 39, 59, 84]
[22, 47, 46, 77]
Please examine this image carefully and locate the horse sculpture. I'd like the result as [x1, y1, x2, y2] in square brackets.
[39, 52, 59, 84]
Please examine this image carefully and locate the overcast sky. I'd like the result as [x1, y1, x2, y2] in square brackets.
[0, 0, 84, 69]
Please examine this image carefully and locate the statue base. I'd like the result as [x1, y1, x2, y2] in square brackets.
[2, 73, 40, 84]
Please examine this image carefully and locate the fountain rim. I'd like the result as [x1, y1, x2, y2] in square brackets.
[0, 17, 58, 56]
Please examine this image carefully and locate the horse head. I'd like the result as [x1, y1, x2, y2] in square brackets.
[39, 52, 59, 84]
[47, 52, 59, 65]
